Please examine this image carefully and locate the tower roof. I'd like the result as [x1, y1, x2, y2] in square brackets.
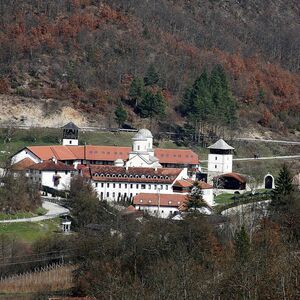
[208, 139, 234, 150]
[138, 128, 153, 138]
[132, 132, 147, 141]
[62, 122, 79, 130]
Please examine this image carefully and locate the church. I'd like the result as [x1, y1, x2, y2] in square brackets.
[10, 123, 215, 218]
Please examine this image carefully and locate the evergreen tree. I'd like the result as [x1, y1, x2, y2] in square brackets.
[271, 164, 295, 210]
[128, 77, 144, 108]
[234, 225, 250, 263]
[144, 64, 160, 86]
[114, 103, 127, 128]
[138, 91, 166, 120]
[185, 181, 207, 211]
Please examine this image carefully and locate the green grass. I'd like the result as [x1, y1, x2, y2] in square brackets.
[0, 207, 48, 220]
[0, 218, 61, 243]
[214, 193, 235, 205]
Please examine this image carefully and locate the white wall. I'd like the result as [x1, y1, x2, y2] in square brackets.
[62, 139, 78, 146]
[134, 205, 179, 219]
[208, 153, 232, 174]
[29, 170, 72, 190]
[93, 181, 173, 201]
[11, 149, 41, 164]
[202, 189, 214, 206]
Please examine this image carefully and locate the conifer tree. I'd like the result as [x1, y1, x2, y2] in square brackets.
[234, 225, 250, 263]
[271, 164, 294, 209]
[144, 64, 160, 86]
[128, 77, 144, 108]
[185, 182, 207, 211]
[114, 103, 127, 128]
[138, 91, 166, 120]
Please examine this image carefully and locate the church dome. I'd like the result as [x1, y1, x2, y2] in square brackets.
[132, 132, 147, 141]
[138, 128, 153, 138]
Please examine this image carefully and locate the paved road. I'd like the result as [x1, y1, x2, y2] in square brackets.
[0, 201, 69, 223]
[201, 154, 300, 163]
[233, 137, 300, 145]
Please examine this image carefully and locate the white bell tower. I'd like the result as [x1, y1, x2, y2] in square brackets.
[62, 122, 79, 146]
[207, 139, 234, 177]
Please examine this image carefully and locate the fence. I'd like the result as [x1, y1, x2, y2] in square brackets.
[0, 262, 75, 293]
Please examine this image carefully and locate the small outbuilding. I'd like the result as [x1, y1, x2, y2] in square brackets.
[213, 172, 247, 190]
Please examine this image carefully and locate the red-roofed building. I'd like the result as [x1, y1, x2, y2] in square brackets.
[11, 129, 200, 172]
[27, 159, 77, 191]
[133, 193, 187, 218]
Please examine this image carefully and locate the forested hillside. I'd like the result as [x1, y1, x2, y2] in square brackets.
[0, 0, 299, 133]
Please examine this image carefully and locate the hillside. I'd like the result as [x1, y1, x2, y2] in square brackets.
[0, 0, 299, 133]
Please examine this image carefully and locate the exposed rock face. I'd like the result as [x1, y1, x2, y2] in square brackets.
[0, 95, 87, 128]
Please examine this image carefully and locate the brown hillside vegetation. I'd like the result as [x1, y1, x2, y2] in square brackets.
[0, 0, 299, 130]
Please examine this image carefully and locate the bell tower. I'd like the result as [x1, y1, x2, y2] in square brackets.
[62, 122, 79, 146]
[207, 139, 234, 178]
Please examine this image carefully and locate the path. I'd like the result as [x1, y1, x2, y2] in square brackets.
[233, 137, 300, 145]
[0, 201, 69, 223]
[201, 154, 300, 163]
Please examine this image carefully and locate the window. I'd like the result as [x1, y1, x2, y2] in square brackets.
[130, 184, 133, 188]
[95, 183, 98, 187]
[125, 184, 127, 188]
[160, 185, 163, 190]
[113, 192, 115, 198]
[215, 165, 217, 169]
[148, 184, 151, 189]
[138, 145, 140, 150]
[39, 171, 42, 174]
[166, 185, 168, 190]
[141, 184, 146, 189]
[100, 192, 103, 199]
[65, 171, 68, 174]
[69, 141, 72, 144]
[119, 184, 121, 188]
[107, 183, 110, 187]
[215, 156, 217, 160]
[113, 183, 115, 188]
[101, 183, 104, 188]
[154, 184, 157, 189]
[55, 171, 58, 175]
[136, 184, 139, 189]
[107, 192, 109, 198]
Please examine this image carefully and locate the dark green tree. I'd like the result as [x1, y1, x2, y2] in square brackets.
[128, 77, 144, 108]
[144, 64, 160, 86]
[68, 176, 100, 228]
[138, 91, 166, 121]
[271, 164, 295, 210]
[114, 103, 127, 128]
[185, 181, 207, 211]
[234, 225, 250, 263]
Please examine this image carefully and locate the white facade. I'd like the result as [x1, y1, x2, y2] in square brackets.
[208, 153, 233, 174]
[92, 168, 188, 202]
[11, 149, 41, 165]
[29, 169, 73, 190]
[134, 205, 179, 219]
[201, 188, 214, 206]
[127, 129, 161, 168]
[93, 181, 174, 201]
[62, 138, 78, 146]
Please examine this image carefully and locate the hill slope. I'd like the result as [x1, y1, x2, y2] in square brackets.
[0, 0, 299, 132]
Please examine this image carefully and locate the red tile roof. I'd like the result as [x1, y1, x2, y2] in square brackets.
[24, 145, 199, 165]
[133, 193, 187, 207]
[217, 172, 247, 183]
[11, 158, 35, 171]
[173, 179, 213, 189]
[88, 165, 182, 184]
[155, 148, 199, 165]
[28, 160, 75, 171]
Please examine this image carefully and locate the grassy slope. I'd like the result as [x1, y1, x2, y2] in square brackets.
[0, 218, 61, 243]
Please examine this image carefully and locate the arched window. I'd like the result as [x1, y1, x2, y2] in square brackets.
[118, 174, 122, 177]
[135, 175, 139, 178]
